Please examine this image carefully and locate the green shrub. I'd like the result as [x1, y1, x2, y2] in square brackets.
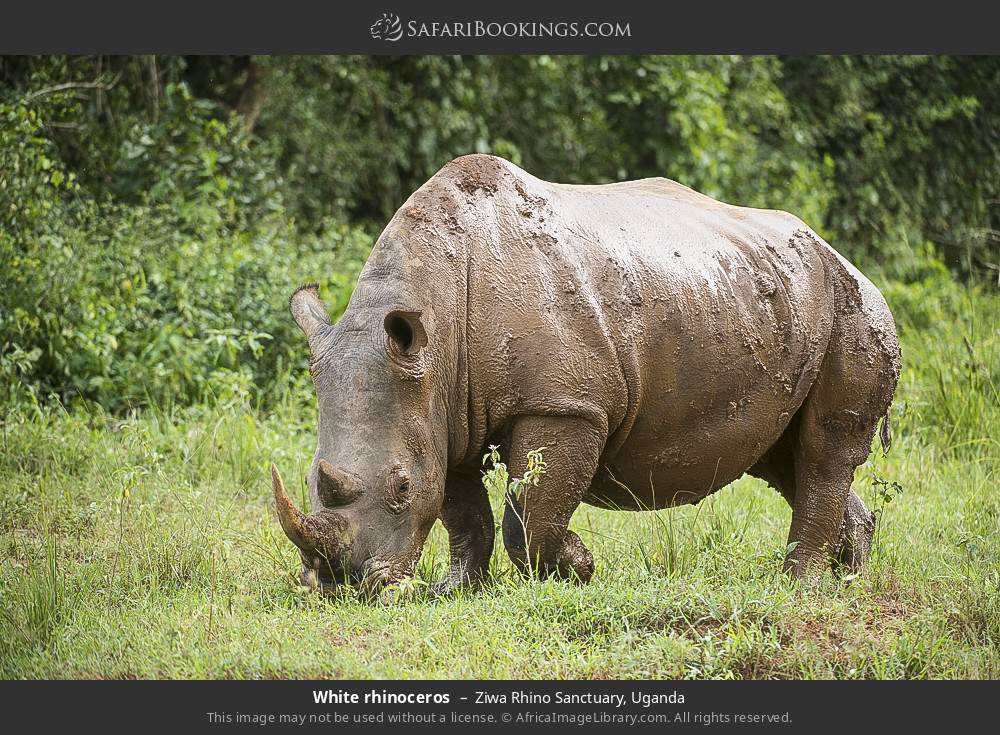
[1, 93, 371, 412]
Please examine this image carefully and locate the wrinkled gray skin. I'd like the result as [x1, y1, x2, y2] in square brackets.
[271, 154, 901, 593]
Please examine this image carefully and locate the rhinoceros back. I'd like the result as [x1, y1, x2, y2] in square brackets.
[396, 156, 887, 506]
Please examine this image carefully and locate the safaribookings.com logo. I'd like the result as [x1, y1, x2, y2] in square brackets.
[370, 12, 404, 41]
[369, 13, 631, 42]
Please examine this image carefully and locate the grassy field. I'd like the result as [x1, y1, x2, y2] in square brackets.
[1, 277, 998, 680]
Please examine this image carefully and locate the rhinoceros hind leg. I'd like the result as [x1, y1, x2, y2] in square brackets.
[501, 414, 606, 583]
[832, 490, 876, 575]
[784, 343, 893, 580]
[749, 419, 875, 577]
[784, 421, 861, 580]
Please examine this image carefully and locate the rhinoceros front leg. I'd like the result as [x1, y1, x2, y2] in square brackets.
[431, 467, 495, 596]
[501, 415, 606, 583]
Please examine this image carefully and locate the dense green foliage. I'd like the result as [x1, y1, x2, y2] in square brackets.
[2, 55, 998, 412]
[1, 61, 370, 410]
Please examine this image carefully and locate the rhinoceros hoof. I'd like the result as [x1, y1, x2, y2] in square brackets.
[833, 506, 876, 576]
[556, 531, 595, 584]
[507, 530, 594, 584]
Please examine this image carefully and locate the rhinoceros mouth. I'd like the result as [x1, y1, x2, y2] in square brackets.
[297, 548, 352, 587]
[358, 558, 408, 589]
[296, 557, 406, 596]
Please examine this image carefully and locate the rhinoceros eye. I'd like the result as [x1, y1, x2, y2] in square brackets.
[387, 470, 413, 512]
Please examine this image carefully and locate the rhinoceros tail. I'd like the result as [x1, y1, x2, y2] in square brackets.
[879, 406, 892, 453]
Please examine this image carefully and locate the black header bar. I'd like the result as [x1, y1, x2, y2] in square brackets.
[1, 0, 1000, 54]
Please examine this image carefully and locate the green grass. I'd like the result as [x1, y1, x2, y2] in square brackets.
[2, 279, 998, 679]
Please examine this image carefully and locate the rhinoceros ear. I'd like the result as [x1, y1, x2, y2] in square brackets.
[289, 285, 330, 352]
[383, 310, 427, 356]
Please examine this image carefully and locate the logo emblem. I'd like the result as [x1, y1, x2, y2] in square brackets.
[370, 12, 403, 41]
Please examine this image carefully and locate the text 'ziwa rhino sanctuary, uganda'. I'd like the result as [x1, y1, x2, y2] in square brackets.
[271, 153, 901, 596]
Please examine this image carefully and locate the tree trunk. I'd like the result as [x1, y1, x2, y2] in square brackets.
[235, 59, 267, 134]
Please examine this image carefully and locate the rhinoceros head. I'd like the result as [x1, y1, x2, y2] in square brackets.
[272, 284, 446, 592]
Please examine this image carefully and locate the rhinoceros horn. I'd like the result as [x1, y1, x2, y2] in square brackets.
[271, 463, 318, 552]
[271, 463, 352, 566]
